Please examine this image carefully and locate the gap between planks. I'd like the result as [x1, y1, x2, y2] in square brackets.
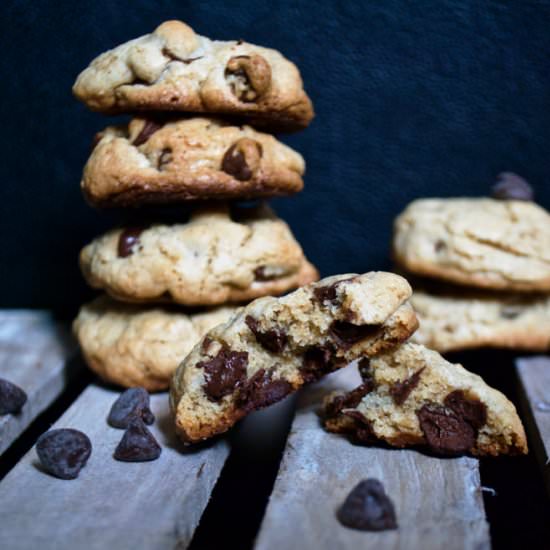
[516, 356, 550, 495]
[0, 384, 230, 550]
[0, 310, 78, 455]
[255, 365, 491, 550]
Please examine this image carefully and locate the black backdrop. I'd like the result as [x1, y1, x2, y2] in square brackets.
[1, 1, 550, 315]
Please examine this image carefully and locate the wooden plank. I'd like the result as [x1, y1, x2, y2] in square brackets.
[0, 310, 78, 454]
[516, 356, 550, 494]
[255, 367, 490, 550]
[0, 385, 230, 550]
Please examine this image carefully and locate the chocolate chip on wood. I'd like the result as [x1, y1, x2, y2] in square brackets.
[107, 388, 155, 428]
[170, 272, 418, 443]
[323, 343, 527, 456]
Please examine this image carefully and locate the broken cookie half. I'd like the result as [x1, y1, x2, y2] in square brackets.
[324, 343, 527, 456]
[170, 272, 418, 443]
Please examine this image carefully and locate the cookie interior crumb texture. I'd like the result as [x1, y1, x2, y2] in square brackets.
[170, 272, 419, 443]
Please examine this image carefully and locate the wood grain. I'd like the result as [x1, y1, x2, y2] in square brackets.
[0, 384, 230, 550]
[255, 366, 490, 550]
[0, 310, 77, 454]
[516, 356, 550, 494]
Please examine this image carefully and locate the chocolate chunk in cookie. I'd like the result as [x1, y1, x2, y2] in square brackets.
[245, 315, 287, 353]
[198, 347, 248, 401]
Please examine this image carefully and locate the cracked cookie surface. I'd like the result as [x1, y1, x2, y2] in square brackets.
[74, 295, 238, 391]
[73, 20, 314, 129]
[324, 343, 527, 456]
[393, 198, 550, 291]
[410, 286, 550, 352]
[83, 117, 305, 207]
[80, 204, 318, 306]
[169, 272, 418, 443]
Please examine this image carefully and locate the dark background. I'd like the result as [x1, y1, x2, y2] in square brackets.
[1, 1, 550, 314]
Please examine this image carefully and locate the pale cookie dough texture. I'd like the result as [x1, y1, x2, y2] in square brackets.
[73, 296, 238, 391]
[410, 287, 550, 353]
[324, 343, 527, 456]
[80, 204, 318, 306]
[393, 198, 550, 291]
[83, 117, 305, 207]
[73, 20, 314, 129]
[170, 272, 418, 443]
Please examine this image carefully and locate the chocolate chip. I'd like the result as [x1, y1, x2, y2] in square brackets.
[444, 390, 487, 430]
[357, 358, 373, 384]
[491, 172, 534, 201]
[113, 417, 161, 462]
[245, 315, 287, 353]
[107, 387, 155, 429]
[313, 277, 355, 305]
[201, 337, 213, 353]
[416, 404, 475, 455]
[132, 119, 163, 147]
[254, 266, 273, 281]
[324, 384, 372, 418]
[0, 378, 27, 415]
[236, 368, 292, 412]
[500, 305, 522, 319]
[36, 429, 92, 480]
[300, 345, 336, 383]
[158, 147, 173, 170]
[337, 479, 397, 531]
[222, 143, 252, 180]
[343, 410, 376, 443]
[225, 55, 271, 102]
[434, 240, 447, 252]
[118, 227, 144, 258]
[329, 321, 381, 349]
[161, 47, 203, 64]
[389, 367, 425, 406]
[197, 347, 248, 401]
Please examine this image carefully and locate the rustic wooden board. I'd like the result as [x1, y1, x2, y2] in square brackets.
[255, 366, 490, 550]
[0, 384, 230, 550]
[516, 356, 550, 494]
[0, 310, 77, 455]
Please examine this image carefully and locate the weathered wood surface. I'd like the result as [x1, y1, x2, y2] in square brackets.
[255, 366, 490, 550]
[0, 384, 230, 550]
[0, 310, 77, 454]
[516, 356, 550, 494]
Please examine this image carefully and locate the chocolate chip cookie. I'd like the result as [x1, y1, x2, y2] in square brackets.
[323, 343, 527, 456]
[410, 286, 550, 353]
[169, 272, 418, 443]
[73, 20, 314, 130]
[79, 204, 318, 306]
[393, 198, 550, 291]
[73, 295, 238, 391]
[83, 117, 305, 207]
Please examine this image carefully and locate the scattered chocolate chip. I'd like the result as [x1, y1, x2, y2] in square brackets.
[491, 172, 534, 201]
[444, 390, 487, 430]
[500, 305, 523, 319]
[36, 429, 92, 479]
[132, 119, 163, 147]
[416, 403, 475, 455]
[113, 417, 161, 462]
[324, 384, 372, 419]
[158, 147, 173, 170]
[107, 388, 155, 429]
[221, 139, 263, 181]
[337, 479, 397, 531]
[300, 345, 336, 383]
[0, 378, 27, 415]
[389, 367, 425, 406]
[236, 368, 292, 412]
[434, 240, 447, 252]
[118, 227, 144, 258]
[245, 315, 287, 353]
[329, 321, 381, 349]
[197, 347, 248, 401]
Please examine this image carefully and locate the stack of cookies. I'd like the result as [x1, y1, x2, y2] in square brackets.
[393, 174, 550, 353]
[72, 20, 317, 391]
